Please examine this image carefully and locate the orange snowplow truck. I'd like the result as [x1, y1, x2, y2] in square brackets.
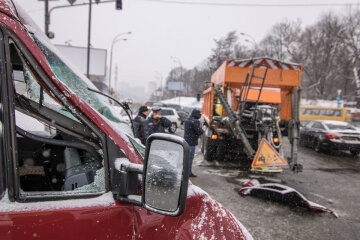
[201, 57, 303, 172]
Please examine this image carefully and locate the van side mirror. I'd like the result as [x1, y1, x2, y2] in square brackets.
[112, 133, 190, 217]
[142, 133, 189, 216]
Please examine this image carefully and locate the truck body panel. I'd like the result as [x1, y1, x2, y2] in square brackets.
[207, 59, 302, 122]
[201, 57, 302, 171]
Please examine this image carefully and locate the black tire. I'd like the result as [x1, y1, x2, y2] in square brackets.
[299, 137, 305, 147]
[216, 145, 226, 162]
[200, 134, 205, 153]
[350, 150, 359, 157]
[313, 139, 321, 152]
[203, 136, 215, 161]
[168, 123, 177, 133]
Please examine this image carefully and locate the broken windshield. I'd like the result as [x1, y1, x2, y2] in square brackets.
[31, 34, 133, 136]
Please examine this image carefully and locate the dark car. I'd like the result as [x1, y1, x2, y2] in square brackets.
[145, 100, 155, 108]
[166, 104, 189, 124]
[299, 120, 360, 155]
[166, 104, 194, 124]
[146, 154, 179, 189]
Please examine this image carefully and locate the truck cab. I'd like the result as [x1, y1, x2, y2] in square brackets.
[0, 1, 252, 239]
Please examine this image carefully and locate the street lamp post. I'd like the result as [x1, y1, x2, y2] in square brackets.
[108, 32, 131, 95]
[170, 56, 184, 104]
[240, 32, 257, 57]
[86, 0, 92, 78]
[170, 55, 184, 87]
[240, 32, 257, 46]
[155, 71, 163, 101]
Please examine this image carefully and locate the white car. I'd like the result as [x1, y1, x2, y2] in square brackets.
[148, 107, 181, 133]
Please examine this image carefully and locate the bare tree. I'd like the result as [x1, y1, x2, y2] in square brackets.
[297, 13, 344, 98]
[258, 19, 302, 61]
[208, 31, 239, 70]
[341, 8, 360, 104]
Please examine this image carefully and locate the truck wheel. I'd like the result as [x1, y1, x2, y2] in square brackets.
[313, 139, 321, 152]
[168, 123, 177, 133]
[200, 135, 205, 153]
[350, 150, 359, 157]
[203, 137, 215, 161]
[216, 145, 226, 162]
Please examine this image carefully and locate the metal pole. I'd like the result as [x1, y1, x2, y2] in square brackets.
[44, 0, 49, 37]
[108, 33, 130, 94]
[155, 71, 163, 100]
[86, 0, 92, 79]
[109, 45, 114, 94]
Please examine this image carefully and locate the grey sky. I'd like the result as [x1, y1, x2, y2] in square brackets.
[16, 0, 359, 93]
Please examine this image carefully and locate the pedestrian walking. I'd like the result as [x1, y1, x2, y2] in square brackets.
[145, 106, 171, 139]
[133, 105, 149, 145]
[184, 109, 204, 177]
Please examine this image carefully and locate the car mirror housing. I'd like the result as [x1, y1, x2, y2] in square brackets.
[142, 133, 190, 216]
[113, 133, 190, 217]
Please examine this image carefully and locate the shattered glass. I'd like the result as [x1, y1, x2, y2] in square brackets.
[32, 35, 133, 135]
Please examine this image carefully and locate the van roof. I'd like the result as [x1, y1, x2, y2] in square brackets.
[0, 1, 16, 17]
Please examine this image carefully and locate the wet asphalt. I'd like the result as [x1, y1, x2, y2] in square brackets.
[176, 126, 360, 240]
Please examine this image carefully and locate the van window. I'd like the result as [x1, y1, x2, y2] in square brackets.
[312, 122, 325, 130]
[162, 109, 174, 116]
[300, 107, 348, 123]
[9, 39, 105, 197]
[0, 111, 4, 199]
[32, 35, 133, 137]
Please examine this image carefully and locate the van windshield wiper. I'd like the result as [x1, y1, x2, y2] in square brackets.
[87, 88, 134, 134]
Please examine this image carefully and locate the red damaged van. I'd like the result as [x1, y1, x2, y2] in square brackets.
[0, 1, 252, 239]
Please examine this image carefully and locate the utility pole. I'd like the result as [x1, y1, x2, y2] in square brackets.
[44, 0, 49, 37]
[86, 0, 92, 79]
[114, 64, 118, 94]
[43, 0, 123, 79]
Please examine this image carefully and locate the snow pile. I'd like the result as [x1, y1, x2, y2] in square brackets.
[161, 97, 203, 110]
[301, 99, 342, 108]
[301, 98, 358, 109]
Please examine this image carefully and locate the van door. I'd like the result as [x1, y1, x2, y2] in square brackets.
[0, 28, 135, 239]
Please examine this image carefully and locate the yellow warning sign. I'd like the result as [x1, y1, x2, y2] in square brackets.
[251, 138, 288, 168]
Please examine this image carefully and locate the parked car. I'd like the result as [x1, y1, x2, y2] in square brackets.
[145, 100, 155, 108]
[166, 104, 189, 124]
[148, 107, 181, 133]
[299, 120, 360, 155]
[153, 102, 168, 107]
[0, 2, 252, 239]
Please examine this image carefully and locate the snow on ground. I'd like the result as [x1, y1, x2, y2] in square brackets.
[161, 97, 203, 110]
[301, 99, 359, 112]
[159, 96, 359, 113]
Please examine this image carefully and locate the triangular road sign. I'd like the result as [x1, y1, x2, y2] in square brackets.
[251, 138, 288, 168]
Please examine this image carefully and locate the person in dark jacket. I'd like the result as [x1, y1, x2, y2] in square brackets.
[145, 106, 171, 139]
[133, 105, 148, 145]
[184, 109, 204, 177]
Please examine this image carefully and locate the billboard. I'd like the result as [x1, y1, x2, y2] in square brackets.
[168, 81, 184, 91]
[55, 45, 107, 76]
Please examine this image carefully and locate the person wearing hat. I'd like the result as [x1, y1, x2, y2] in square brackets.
[133, 105, 149, 144]
[144, 106, 171, 139]
[184, 109, 204, 177]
